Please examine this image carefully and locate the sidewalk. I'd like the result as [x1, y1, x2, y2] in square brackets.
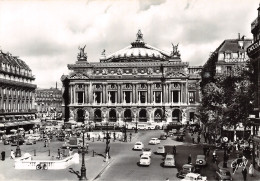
[218, 160, 260, 181]
[0, 149, 114, 181]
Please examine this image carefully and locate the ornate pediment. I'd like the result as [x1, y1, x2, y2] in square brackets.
[166, 71, 187, 78]
[69, 72, 89, 79]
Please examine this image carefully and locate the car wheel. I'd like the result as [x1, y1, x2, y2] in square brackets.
[148, 127, 151, 130]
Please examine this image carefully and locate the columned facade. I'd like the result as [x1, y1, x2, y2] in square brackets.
[61, 31, 201, 126]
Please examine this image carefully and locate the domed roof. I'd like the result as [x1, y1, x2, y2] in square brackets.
[103, 30, 172, 62]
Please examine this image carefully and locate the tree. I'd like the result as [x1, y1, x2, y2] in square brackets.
[200, 62, 255, 139]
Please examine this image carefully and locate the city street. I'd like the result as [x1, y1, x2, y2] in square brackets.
[0, 129, 257, 181]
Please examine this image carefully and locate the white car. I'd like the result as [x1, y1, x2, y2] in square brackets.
[27, 134, 41, 141]
[181, 173, 207, 181]
[142, 148, 152, 157]
[149, 138, 160, 145]
[164, 154, 175, 167]
[139, 155, 151, 166]
[133, 141, 144, 150]
[156, 146, 165, 154]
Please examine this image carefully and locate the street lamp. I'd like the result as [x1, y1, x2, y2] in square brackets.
[222, 137, 228, 168]
[15, 126, 21, 157]
[79, 131, 87, 180]
[105, 121, 110, 158]
[124, 118, 127, 142]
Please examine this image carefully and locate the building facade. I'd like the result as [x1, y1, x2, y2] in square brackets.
[247, 4, 260, 168]
[0, 50, 37, 133]
[35, 86, 62, 120]
[61, 31, 202, 126]
[202, 35, 252, 82]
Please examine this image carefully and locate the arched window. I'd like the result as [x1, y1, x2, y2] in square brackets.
[124, 109, 132, 122]
[94, 109, 102, 122]
[109, 109, 117, 122]
[154, 109, 162, 122]
[139, 109, 147, 122]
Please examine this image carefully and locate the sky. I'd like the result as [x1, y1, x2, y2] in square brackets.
[0, 0, 259, 89]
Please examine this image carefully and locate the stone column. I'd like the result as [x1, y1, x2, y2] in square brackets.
[135, 84, 138, 103]
[150, 84, 153, 104]
[102, 85, 106, 104]
[117, 84, 121, 104]
[73, 85, 76, 104]
[132, 84, 135, 103]
[84, 84, 88, 104]
[168, 84, 171, 103]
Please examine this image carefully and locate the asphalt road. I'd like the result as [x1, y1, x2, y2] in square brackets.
[97, 130, 181, 181]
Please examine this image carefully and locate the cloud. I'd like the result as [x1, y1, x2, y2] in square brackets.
[0, 0, 259, 88]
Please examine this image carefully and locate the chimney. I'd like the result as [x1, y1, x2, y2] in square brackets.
[238, 33, 240, 40]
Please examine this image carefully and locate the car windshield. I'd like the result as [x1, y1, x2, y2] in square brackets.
[136, 143, 141, 145]
[141, 157, 148, 159]
[144, 148, 150, 151]
[166, 158, 173, 161]
[158, 147, 163, 149]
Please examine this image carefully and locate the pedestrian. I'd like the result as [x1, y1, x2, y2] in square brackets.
[206, 147, 210, 157]
[98, 134, 101, 141]
[173, 145, 176, 154]
[57, 149, 61, 159]
[44, 139, 47, 147]
[249, 162, 254, 177]
[1, 151, 5, 161]
[10, 150, 15, 159]
[197, 136, 200, 144]
[188, 154, 192, 164]
[242, 167, 247, 181]
[69, 148, 73, 156]
[212, 150, 217, 163]
[113, 132, 116, 141]
[192, 137, 195, 144]
[129, 133, 132, 142]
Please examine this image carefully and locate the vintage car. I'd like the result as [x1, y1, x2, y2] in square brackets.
[215, 168, 232, 181]
[175, 133, 185, 142]
[159, 134, 167, 140]
[181, 173, 207, 181]
[164, 154, 175, 167]
[139, 155, 151, 166]
[142, 148, 152, 157]
[196, 155, 207, 166]
[177, 164, 200, 178]
[156, 146, 165, 154]
[149, 138, 160, 145]
[133, 141, 144, 151]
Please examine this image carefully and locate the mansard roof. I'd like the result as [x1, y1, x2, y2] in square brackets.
[0, 50, 32, 71]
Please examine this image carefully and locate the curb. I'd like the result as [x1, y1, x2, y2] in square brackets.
[92, 158, 114, 181]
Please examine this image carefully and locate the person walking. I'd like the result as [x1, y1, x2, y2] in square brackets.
[10, 150, 15, 159]
[129, 132, 132, 142]
[249, 163, 254, 177]
[1, 151, 5, 161]
[192, 137, 195, 144]
[173, 145, 176, 154]
[188, 154, 192, 164]
[197, 135, 200, 144]
[242, 167, 247, 181]
[57, 149, 61, 159]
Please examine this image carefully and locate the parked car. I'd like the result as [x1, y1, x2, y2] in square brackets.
[159, 134, 167, 140]
[181, 173, 207, 181]
[139, 155, 151, 166]
[175, 133, 185, 142]
[177, 164, 197, 178]
[4, 140, 10, 145]
[164, 154, 175, 167]
[168, 131, 174, 137]
[215, 168, 232, 181]
[133, 141, 144, 150]
[196, 155, 207, 166]
[149, 138, 160, 145]
[142, 148, 152, 157]
[156, 146, 165, 154]
[28, 134, 41, 141]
